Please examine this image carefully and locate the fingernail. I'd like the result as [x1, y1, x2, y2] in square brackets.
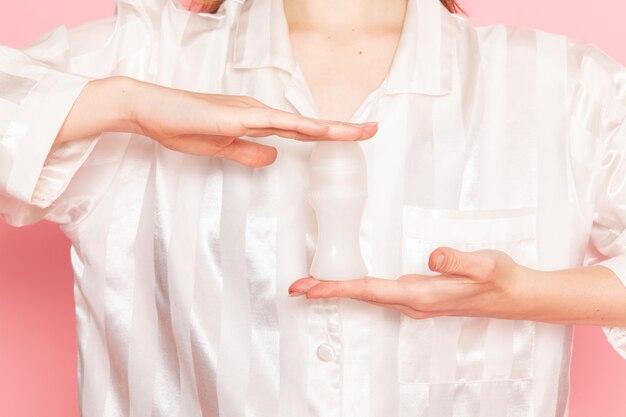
[288, 278, 320, 297]
[361, 121, 379, 127]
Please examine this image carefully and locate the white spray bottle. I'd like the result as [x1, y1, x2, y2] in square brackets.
[308, 141, 368, 280]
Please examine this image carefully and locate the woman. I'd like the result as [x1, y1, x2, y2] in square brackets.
[0, 0, 625, 416]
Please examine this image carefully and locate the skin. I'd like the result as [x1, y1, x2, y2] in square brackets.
[284, 0, 407, 121]
[281, 0, 626, 328]
[58, 0, 626, 326]
[55, 77, 378, 168]
[288, 248, 626, 328]
[194, 0, 407, 121]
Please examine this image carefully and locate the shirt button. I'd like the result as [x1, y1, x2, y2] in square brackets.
[316, 344, 336, 362]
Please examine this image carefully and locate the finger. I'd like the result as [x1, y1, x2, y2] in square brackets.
[245, 127, 374, 142]
[290, 276, 408, 304]
[241, 108, 378, 140]
[244, 128, 328, 141]
[287, 277, 322, 297]
[158, 134, 234, 156]
[237, 96, 375, 130]
[320, 121, 378, 141]
[241, 108, 331, 136]
[428, 247, 497, 280]
[214, 137, 278, 167]
[160, 134, 278, 167]
[361, 300, 434, 320]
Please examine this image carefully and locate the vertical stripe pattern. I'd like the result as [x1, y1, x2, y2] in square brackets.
[102, 139, 155, 416]
[216, 161, 253, 417]
[2, 0, 626, 416]
[245, 162, 280, 417]
[190, 159, 224, 417]
[151, 147, 184, 417]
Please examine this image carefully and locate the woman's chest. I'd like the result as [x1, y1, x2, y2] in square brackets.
[84, 47, 596, 281]
[287, 28, 402, 122]
[141, 94, 591, 283]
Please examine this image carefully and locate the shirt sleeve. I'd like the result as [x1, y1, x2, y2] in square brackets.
[593, 120, 626, 360]
[573, 43, 626, 359]
[0, 0, 159, 227]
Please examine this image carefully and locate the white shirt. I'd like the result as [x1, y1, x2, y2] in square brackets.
[1, 0, 625, 416]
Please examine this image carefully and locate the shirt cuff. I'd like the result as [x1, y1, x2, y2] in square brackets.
[4, 69, 94, 208]
[603, 326, 626, 360]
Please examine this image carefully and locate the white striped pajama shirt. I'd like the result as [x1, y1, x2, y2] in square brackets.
[1, 0, 625, 415]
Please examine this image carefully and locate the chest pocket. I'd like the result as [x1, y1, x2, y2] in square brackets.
[396, 205, 538, 415]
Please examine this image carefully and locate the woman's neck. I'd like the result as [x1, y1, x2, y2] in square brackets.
[283, 0, 407, 33]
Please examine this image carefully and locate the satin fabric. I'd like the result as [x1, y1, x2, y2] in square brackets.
[1, 0, 625, 416]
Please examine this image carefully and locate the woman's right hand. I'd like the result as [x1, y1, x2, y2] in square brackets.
[56, 76, 378, 168]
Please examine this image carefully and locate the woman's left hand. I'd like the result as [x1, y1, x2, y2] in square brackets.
[288, 247, 534, 320]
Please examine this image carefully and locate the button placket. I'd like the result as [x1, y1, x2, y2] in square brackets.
[285, 62, 382, 416]
[316, 312, 340, 362]
[306, 297, 342, 417]
[316, 343, 335, 362]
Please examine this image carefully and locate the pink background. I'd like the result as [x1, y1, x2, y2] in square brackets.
[0, 0, 625, 416]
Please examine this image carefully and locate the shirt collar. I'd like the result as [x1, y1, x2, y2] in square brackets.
[232, 0, 455, 96]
